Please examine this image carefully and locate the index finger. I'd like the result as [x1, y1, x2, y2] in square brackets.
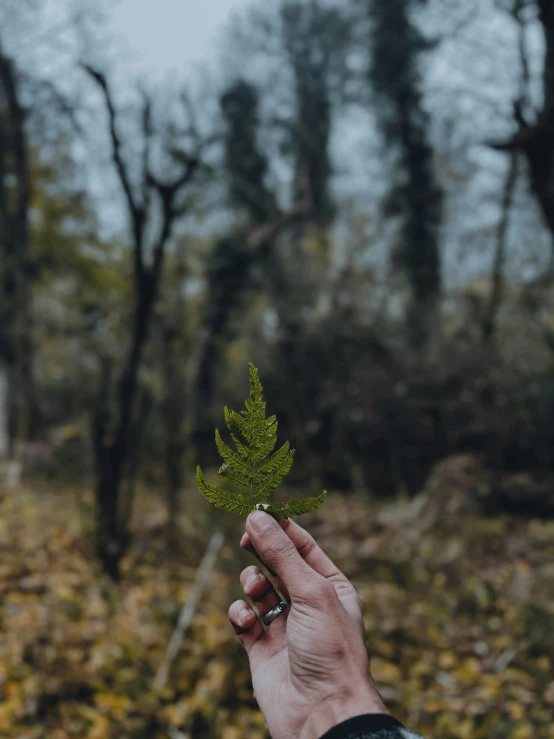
[245, 511, 319, 602]
[242, 518, 341, 581]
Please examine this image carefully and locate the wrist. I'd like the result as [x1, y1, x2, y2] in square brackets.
[298, 685, 387, 739]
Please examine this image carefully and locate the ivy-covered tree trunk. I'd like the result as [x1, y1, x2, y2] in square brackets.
[194, 235, 254, 443]
[366, 0, 443, 346]
[282, 0, 336, 233]
[192, 81, 278, 438]
[0, 47, 40, 451]
[491, 1, 554, 257]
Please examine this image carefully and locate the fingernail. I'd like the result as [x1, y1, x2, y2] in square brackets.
[248, 511, 275, 533]
[245, 572, 262, 593]
[239, 608, 253, 626]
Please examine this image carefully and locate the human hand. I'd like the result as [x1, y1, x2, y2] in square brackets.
[228, 511, 387, 739]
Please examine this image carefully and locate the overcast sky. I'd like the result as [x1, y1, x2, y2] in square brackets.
[108, 0, 251, 82]
[3, 0, 548, 286]
[96, 0, 553, 285]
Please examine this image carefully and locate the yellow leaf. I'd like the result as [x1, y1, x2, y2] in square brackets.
[94, 692, 131, 719]
[511, 723, 533, 739]
[439, 651, 457, 669]
[371, 658, 400, 684]
[453, 658, 481, 683]
[88, 714, 110, 739]
[507, 701, 525, 720]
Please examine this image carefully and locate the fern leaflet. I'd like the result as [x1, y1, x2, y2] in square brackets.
[196, 363, 326, 519]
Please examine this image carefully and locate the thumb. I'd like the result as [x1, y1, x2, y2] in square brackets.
[246, 511, 317, 601]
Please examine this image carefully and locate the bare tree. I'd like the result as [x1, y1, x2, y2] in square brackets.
[83, 66, 200, 577]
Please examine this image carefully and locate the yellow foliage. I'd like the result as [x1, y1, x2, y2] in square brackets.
[372, 658, 401, 684]
[1, 486, 553, 738]
[94, 692, 131, 719]
[511, 723, 534, 739]
[439, 652, 457, 670]
[0, 682, 24, 731]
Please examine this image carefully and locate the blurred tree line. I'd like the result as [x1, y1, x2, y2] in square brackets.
[1, 0, 554, 576]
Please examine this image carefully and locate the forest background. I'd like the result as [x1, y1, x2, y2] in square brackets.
[1, 1, 554, 737]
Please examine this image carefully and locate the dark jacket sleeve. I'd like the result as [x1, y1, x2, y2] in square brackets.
[319, 713, 423, 739]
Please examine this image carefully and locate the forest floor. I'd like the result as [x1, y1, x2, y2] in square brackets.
[1, 458, 554, 739]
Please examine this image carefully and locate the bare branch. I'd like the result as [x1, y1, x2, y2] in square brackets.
[179, 89, 201, 147]
[512, 0, 536, 126]
[139, 87, 153, 214]
[437, 6, 481, 43]
[482, 152, 520, 342]
[154, 532, 225, 690]
[81, 64, 136, 215]
[81, 63, 146, 277]
[23, 74, 84, 135]
[147, 158, 199, 280]
[248, 199, 309, 251]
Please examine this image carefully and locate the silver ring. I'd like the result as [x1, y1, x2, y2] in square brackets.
[263, 601, 288, 626]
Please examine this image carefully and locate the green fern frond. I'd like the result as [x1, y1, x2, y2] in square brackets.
[196, 466, 255, 517]
[263, 492, 328, 521]
[196, 363, 326, 520]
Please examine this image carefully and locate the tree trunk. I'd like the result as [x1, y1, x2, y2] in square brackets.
[525, 1, 554, 248]
[159, 318, 186, 550]
[95, 462, 129, 580]
[0, 360, 8, 458]
[367, 0, 443, 346]
[165, 436, 183, 551]
[0, 47, 40, 447]
[482, 153, 519, 343]
[492, 2, 554, 255]
[92, 285, 155, 577]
